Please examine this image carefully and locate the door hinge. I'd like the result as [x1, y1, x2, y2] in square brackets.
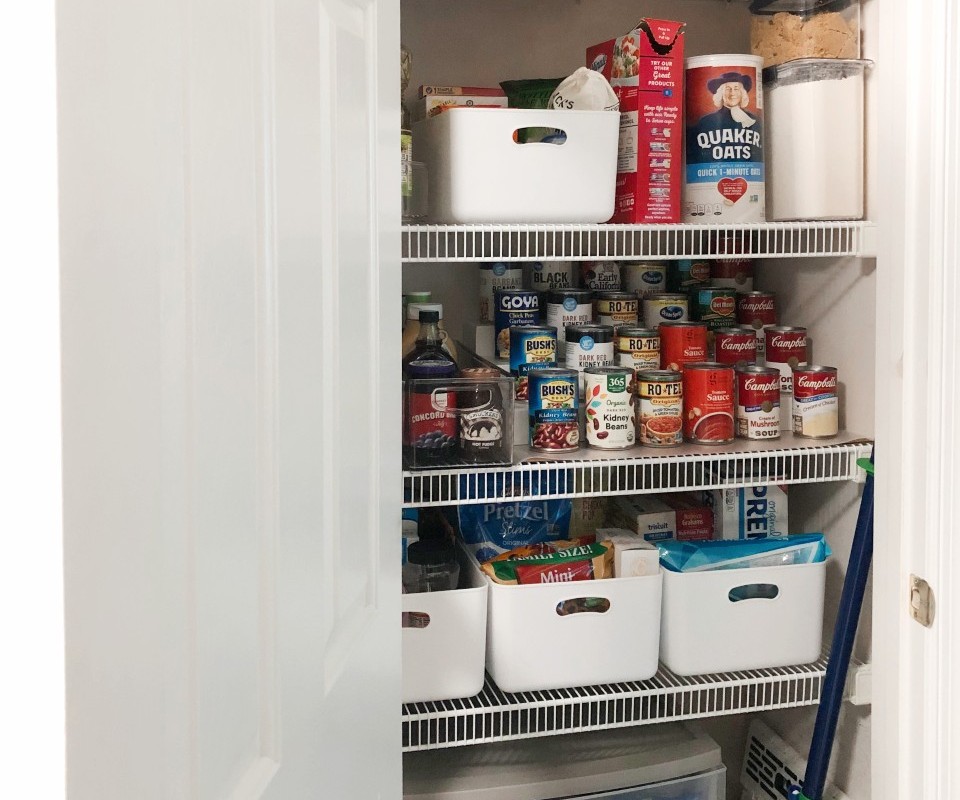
[909, 574, 935, 628]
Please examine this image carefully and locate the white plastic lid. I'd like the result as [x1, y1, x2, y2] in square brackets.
[408, 302, 443, 320]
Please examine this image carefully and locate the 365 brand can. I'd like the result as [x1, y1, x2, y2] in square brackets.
[616, 326, 660, 370]
[621, 262, 668, 298]
[659, 321, 708, 371]
[670, 259, 712, 291]
[596, 291, 639, 328]
[584, 367, 635, 449]
[494, 290, 540, 360]
[528, 367, 580, 452]
[691, 287, 738, 332]
[545, 289, 593, 358]
[479, 262, 523, 323]
[737, 291, 777, 360]
[714, 326, 758, 366]
[509, 325, 558, 401]
[643, 292, 689, 328]
[637, 369, 683, 447]
[524, 260, 577, 292]
[564, 324, 615, 395]
[735, 365, 780, 440]
[682, 362, 735, 444]
[765, 326, 808, 393]
[792, 366, 839, 438]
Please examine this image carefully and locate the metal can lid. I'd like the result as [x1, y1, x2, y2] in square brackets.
[636, 369, 682, 381]
[737, 290, 775, 298]
[565, 324, 615, 342]
[510, 324, 557, 335]
[546, 289, 593, 303]
[584, 366, 633, 376]
[714, 326, 758, 336]
[793, 364, 838, 374]
[644, 293, 688, 301]
[527, 366, 578, 379]
[596, 291, 638, 301]
[684, 362, 734, 371]
[766, 325, 808, 333]
[659, 321, 707, 329]
[735, 365, 780, 377]
[616, 326, 658, 337]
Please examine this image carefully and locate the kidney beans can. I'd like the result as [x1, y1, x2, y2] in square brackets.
[691, 287, 738, 332]
[596, 291, 639, 328]
[528, 367, 580, 452]
[524, 260, 577, 293]
[494, 290, 540, 360]
[670, 258, 712, 291]
[479, 262, 523, 323]
[735, 365, 780, 440]
[659, 321, 708, 372]
[616, 325, 660, 370]
[792, 365, 839, 438]
[621, 262, 668, 298]
[584, 367, 635, 449]
[643, 292, 689, 328]
[546, 289, 593, 358]
[509, 325, 558, 401]
[737, 290, 777, 360]
[682, 362, 735, 444]
[564, 324, 615, 396]
[637, 369, 683, 447]
[765, 326, 808, 393]
[714, 326, 758, 366]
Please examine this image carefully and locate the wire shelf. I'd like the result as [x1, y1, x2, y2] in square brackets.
[401, 222, 876, 263]
[402, 653, 830, 751]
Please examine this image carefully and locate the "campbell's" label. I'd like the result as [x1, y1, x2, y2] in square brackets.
[792, 366, 839, 438]
[736, 366, 780, 440]
[765, 326, 808, 393]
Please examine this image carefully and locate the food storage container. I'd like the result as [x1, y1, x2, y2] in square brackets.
[750, 0, 860, 68]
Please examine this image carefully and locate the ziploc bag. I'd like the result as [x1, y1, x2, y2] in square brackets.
[658, 533, 830, 573]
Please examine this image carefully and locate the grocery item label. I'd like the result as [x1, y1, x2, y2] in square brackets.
[565, 336, 615, 394]
[479, 262, 523, 324]
[584, 370, 635, 449]
[793, 368, 839, 438]
[682, 365, 735, 443]
[617, 332, 660, 370]
[736, 369, 780, 440]
[494, 291, 540, 360]
[621, 263, 668, 297]
[509, 328, 558, 401]
[597, 296, 639, 328]
[526, 261, 576, 291]
[643, 295, 689, 328]
[638, 376, 683, 447]
[529, 372, 580, 452]
[547, 297, 593, 357]
[404, 390, 457, 448]
[580, 261, 621, 291]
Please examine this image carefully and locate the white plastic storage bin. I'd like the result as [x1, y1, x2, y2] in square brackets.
[402, 546, 488, 703]
[413, 108, 619, 223]
[659, 560, 826, 676]
[403, 722, 725, 799]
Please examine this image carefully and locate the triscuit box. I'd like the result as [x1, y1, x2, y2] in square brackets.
[608, 495, 676, 542]
[702, 484, 789, 539]
[659, 493, 714, 541]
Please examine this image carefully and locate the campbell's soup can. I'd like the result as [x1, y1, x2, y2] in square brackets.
[509, 325, 558, 401]
[528, 367, 580, 452]
[616, 325, 660, 370]
[524, 260, 577, 292]
[765, 326, 808, 393]
[735, 365, 780, 440]
[643, 292, 689, 328]
[564, 324, 615, 396]
[670, 259, 712, 292]
[637, 369, 683, 447]
[714, 326, 758, 366]
[494, 290, 540, 360]
[682, 362, 735, 444]
[792, 366, 839, 438]
[660, 322, 708, 372]
[546, 289, 593, 358]
[737, 291, 777, 360]
[691, 287, 738, 333]
[584, 367, 635, 449]
[712, 257, 754, 291]
[621, 262, 668, 298]
[596, 291, 639, 328]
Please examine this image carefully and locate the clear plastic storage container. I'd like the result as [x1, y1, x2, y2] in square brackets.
[750, 0, 860, 68]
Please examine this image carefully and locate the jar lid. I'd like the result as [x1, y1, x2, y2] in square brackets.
[407, 538, 456, 567]
[406, 359, 457, 378]
[418, 309, 440, 324]
[408, 302, 443, 320]
[749, 0, 854, 15]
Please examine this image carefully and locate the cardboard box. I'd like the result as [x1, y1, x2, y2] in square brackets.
[702, 484, 789, 540]
[412, 94, 509, 122]
[418, 85, 506, 98]
[586, 18, 685, 223]
[608, 495, 676, 542]
[570, 497, 611, 539]
[659, 493, 714, 541]
[595, 528, 660, 577]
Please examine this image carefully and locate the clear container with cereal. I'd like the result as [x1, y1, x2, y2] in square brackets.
[749, 0, 860, 69]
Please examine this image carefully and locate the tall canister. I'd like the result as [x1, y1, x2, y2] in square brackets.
[683, 54, 765, 223]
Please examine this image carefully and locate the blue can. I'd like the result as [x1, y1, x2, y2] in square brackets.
[495, 290, 540, 360]
[528, 367, 580, 452]
[509, 325, 558, 401]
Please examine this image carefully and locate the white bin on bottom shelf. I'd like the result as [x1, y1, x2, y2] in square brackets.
[659, 560, 826, 676]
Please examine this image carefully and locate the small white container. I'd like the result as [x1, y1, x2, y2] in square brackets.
[413, 108, 619, 223]
[659, 560, 825, 675]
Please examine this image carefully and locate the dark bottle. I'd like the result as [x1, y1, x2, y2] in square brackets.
[403, 310, 455, 374]
[458, 367, 506, 465]
[403, 313, 458, 467]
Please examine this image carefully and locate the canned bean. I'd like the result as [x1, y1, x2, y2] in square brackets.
[792, 366, 839, 438]
[596, 291, 639, 328]
[735, 365, 780, 440]
[765, 326, 808, 393]
[524, 260, 577, 292]
[494, 290, 540, 360]
[637, 369, 683, 447]
[659, 322, 708, 372]
[714, 326, 758, 367]
[691, 287, 738, 332]
[682, 362, 735, 444]
[528, 367, 580, 452]
[643, 292, 689, 328]
[621, 262, 668, 298]
[564, 324, 615, 396]
[546, 289, 593, 358]
[584, 367, 635, 449]
[509, 325, 557, 401]
[616, 325, 660, 370]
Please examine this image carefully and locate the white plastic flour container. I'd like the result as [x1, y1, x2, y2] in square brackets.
[765, 58, 871, 220]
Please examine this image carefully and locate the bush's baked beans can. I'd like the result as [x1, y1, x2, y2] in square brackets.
[564, 324, 615, 396]
[528, 367, 580, 452]
[494, 290, 540, 360]
[643, 292, 689, 328]
[546, 289, 593, 358]
[670, 259, 711, 292]
[714, 326, 758, 367]
[660, 322, 708, 372]
[596, 291, 639, 328]
[682, 362, 735, 444]
[691, 287, 738, 332]
[735, 365, 780, 440]
[792, 365, 839, 438]
[621, 262, 668, 298]
[584, 367, 635, 449]
[616, 325, 660, 370]
[509, 325, 557, 402]
[637, 369, 683, 447]
[737, 291, 776, 360]
[765, 326, 808, 393]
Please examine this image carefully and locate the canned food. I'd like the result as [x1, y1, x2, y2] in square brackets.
[564, 324, 615, 395]
[621, 262, 668, 298]
[580, 261, 621, 291]
[524, 260, 577, 292]
[670, 259, 711, 292]
[659, 322, 708, 371]
[479, 263, 523, 323]
[546, 289, 593, 358]
[682, 362, 735, 444]
[637, 369, 683, 447]
[643, 292, 689, 328]
[584, 367, 635, 449]
[691, 287, 738, 332]
[509, 325, 558, 401]
[737, 291, 777, 360]
[712, 258, 754, 291]
[735, 365, 780, 440]
[616, 325, 660, 370]
[714, 326, 758, 367]
[792, 365, 839, 438]
[765, 326, 808, 393]
[494, 290, 540, 360]
[528, 367, 580, 452]
[596, 291, 639, 328]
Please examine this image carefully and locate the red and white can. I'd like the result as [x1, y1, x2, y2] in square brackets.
[714, 326, 758, 367]
[735, 365, 780, 440]
[792, 365, 839, 438]
[765, 326, 808, 393]
[737, 291, 776, 360]
[682, 362, 735, 444]
[712, 258, 754, 291]
[660, 322, 708, 372]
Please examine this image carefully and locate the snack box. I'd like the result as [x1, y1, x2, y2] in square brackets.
[608, 495, 676, 542]
[411, 94, 509, 122]
[659, 493, 714, 541]
[418, 85, 506, 98]
[700, 484, 790, 539]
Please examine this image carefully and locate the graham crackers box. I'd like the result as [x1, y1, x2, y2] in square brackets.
[586, 19, 685, 223]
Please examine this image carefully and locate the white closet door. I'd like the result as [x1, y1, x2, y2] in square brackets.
[58, 0, 401, 797]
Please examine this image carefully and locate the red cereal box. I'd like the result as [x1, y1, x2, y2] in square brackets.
[587, 19, 686, 223]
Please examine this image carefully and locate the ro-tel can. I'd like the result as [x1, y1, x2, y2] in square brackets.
[616, 325, 660, 370]
[564, 324, 615, 396]
[792, 365, 839, 438]
[580, 260, 621, 291]
[737, 290, 777, 361]
[524, 260, 577, 293]
[714, 326, 758, 367]
[765, 325, 808, 393]
[584, 366, 635, 450]
[528, 367, 580, 452]
[659, 321, 708, 372]
[596, 291, 639, 328]
[479, 262, 523, 324]
[494, 290, 540, 360]
[621, 261, 668, 298]
[670, 258, 711, 292]
[546, 289, 593, 358]
[636, 369, 683, 447]
[682, 362, 735, 444]
[735, 365, 780, 440]
[643, 292, 689, 328]
[683, 54, 765, 223]
[509, 325, 558, 402]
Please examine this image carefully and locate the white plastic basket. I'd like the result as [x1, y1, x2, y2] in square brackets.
[413, 108, 619, 224]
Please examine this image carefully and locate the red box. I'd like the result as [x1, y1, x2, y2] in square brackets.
[587, 19, 685, 223]
[659, 493, 714, 541]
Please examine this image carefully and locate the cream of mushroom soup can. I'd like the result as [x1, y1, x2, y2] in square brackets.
[616, 325, 660, 370]
[792, 365, 839, 438]
[584, 367, 636, 449]
[735, 365, 780, 440]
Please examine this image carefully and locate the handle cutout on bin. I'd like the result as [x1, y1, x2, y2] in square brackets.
[512, 128, 568, 145]
[555, 597, 610, 617]
[401, 611, 431, 629]
[728, 584, 780, 602]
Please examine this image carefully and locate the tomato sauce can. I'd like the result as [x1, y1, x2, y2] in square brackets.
[765, 326, 808, 393]
[737, 291, 777, 360]
[509, 325, 558, 401]
[584, 367, 636, 449]
[637, 369, 683, 447]
[691, 287, 738, 332]
[714, 326, 758, 367]
[596, 291, 639, 328]
[494, 290, 540, 360]
[735, 365, 780, 440]
[616, 325, 660, 370]
[528, 367, 580, 452]
[682, 362, 735, 444]
[792, 365, 839, 438]
[643, 292, 689, 328]
[659, 321, 708, 372]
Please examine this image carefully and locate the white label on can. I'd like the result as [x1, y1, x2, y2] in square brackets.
[584, 372, 634, 449]
[526, 261, 576, 291]
[712, 275, 754, 291]
[479, 263, 523, 323]
[547, 300, 592, 357]
[565, 338, 614, 395]
[793, 395, 839, 437]
[621, 264, 668, 298]
[736, 401, 780, 439]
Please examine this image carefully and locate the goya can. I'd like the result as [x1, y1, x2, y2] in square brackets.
[792, 365, 839, 438]
[494, 290, 540, 360]
[584, 367, 635, 450]
[643, 292, 689, 328]
[621, 262, 668, 298]
[528, 367, 580, 452]
[596, 291, 639, 328]
[737, 291, 776, 360]
[670, 258, 711, 291]
[735, 365, 780, 440]
[691, 286, 738, 332]
[509, 325, 558, 401]
[616, 325, 660, 370]
[714, 326, 758, 366]
[659, 321, 708, 372]
[637, 369, 683, 447]
[682, 362, 735, 444]
[564, 324, 615, 395]
[765, 326, 808, 393]
[546, 289, 593, 358]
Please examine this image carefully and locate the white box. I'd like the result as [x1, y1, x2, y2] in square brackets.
[706, 484, 789, 540]
[595, 527, 660, 578]
[414, 108, 619, 223]
[609, 495, 677, 542]
[659, 560, 825, 675]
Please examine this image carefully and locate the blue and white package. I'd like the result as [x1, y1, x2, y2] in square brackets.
[658, 533, 830, 573]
